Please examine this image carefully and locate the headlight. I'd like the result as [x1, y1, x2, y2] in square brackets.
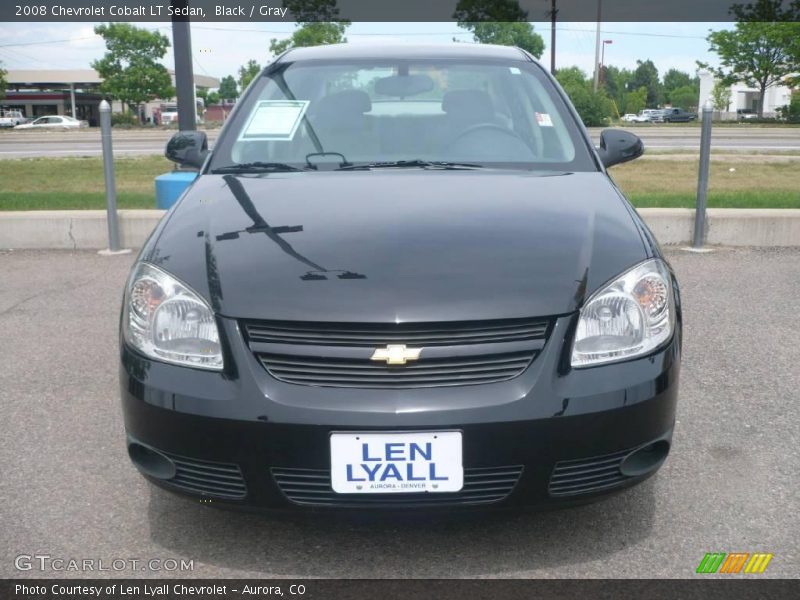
[571, 259, 674, 368]
[123, 262, 223, 370]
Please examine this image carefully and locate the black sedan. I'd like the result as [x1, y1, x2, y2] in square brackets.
[120, 43, 681, 510]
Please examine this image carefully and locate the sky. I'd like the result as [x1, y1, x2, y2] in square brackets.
[0, 21, 733, 83]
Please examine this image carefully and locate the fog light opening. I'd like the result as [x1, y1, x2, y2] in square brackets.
[128, 442, 176, 480]
[620, 440, 670, 477]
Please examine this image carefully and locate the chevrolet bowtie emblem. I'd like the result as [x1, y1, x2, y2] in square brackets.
[370, 344, 422, 365]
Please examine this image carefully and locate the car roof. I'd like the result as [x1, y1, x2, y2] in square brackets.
[277, 43, 533, 63]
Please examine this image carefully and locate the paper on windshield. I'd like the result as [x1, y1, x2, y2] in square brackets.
[536, 112, 554, 127]
[239, 100, 310, 141]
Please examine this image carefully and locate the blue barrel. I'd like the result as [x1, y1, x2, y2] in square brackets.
[155, 171, 198, 210]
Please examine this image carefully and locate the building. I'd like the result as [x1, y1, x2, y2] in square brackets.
[2, 69, 219, 126]
[698, 70, 795, 118]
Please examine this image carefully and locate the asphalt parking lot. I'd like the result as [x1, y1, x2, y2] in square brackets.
[0, 247, 798, 578]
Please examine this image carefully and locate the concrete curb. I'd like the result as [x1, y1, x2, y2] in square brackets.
[0, 208, 798, 249]
[0, 210, 166, 250]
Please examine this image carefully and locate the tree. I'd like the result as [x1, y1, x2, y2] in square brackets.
[556, 66, 615, 127]
[454, 0, 545, 58]
[629, 59, 662, 107]
[662, 68, 699, 105]
[238, 60, 262, 90]
[462, 22, 545, 58]
[197, 89, 220, 106]
[91, 23, 174, 118]
[453, 0, 527, 21]
[662, 69, 693, 95]
[699, 1, 800, 117]
[218, 75, 239, 102]
[269, 0, 349, 56]
[710, 79, 732, 112]
[0, 61, 7, 101]
[669, 85, 699, 110]
[603, 65, 632, 111]
[624, 86, 648, 116]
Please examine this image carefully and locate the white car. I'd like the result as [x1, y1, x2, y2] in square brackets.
[14, 115, 88, 130]
[0, 110, 26, 128]
[621, 113, 639, 122]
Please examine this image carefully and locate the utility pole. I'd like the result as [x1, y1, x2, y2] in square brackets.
[593, 0, 602, 93]
[171, 0, 196, 131]
[548, 0, 558, 75]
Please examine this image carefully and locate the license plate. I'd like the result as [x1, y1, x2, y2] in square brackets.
[330, 431, 463, 494]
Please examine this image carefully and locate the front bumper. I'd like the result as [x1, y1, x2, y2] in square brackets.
[120, 315, 680, 510]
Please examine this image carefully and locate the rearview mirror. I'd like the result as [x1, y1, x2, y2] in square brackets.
[597, 129, 643, 168]
[374, 74, 434, 97]
[165, 130, 209, 169]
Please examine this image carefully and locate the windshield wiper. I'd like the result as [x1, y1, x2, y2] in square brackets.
[211, 161, 312, 174]
[337, 159, 484, 171]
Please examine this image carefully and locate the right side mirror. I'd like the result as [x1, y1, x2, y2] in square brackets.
[597, 129, 644, 168]
[165, 130, 209, 169]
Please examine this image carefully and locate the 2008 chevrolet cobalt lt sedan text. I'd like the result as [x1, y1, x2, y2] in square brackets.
[120, 43, 681, 510]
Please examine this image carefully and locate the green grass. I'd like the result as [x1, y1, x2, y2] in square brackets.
[0, 155, 798, 211]
[0, 192, 156, 211]
[0, 156, 171, 211]
[610, 159, 800, 209]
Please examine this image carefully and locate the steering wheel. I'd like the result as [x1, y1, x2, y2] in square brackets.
[445, 123, 537, 158]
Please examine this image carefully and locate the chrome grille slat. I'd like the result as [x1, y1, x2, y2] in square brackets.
[272, 466, 523, 507]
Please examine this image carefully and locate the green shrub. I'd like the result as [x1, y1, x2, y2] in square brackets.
[111, 112, 139, 127]
[777, 92, 800, 123]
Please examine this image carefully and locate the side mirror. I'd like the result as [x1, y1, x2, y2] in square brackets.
[165, 130, 208, 169]
[597, 129, 644, 168]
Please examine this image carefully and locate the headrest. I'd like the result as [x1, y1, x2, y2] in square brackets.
[314, 89, 372, 118]
[442, 90, 494, 120]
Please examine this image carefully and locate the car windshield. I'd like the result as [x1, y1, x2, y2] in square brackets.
[210, 58, 595, 172]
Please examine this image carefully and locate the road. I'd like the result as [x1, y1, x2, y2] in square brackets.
[0, 130, 220, 159]
[0, 248, 798, 579]
[0, 126, 798, 159]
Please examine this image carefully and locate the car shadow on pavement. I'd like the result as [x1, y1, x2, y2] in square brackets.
[146, 480, 656, 577]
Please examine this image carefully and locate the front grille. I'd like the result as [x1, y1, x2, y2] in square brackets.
[548, 449, 630, 497]
[243, 317, 550, 389]
[162, 452, 247, 500]
[243, 318, 549, 347]
[259, 351, 535, 388]
[272, 465, 523, 507]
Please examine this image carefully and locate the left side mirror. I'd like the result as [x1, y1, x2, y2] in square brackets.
[165, 130, 209, 169]
[597, 129, 644, 168]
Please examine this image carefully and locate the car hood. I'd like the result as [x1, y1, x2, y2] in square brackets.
[144, 171, 648, 322]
